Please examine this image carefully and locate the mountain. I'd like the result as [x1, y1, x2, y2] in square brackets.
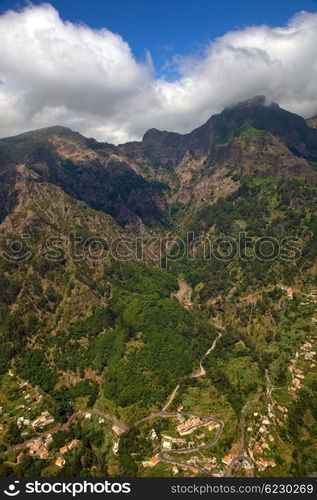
[0, 98, 316, 478]
[308, 115, 317, 129]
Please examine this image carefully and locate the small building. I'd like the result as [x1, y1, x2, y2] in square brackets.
[150, 429, 158, 440]
[67, 439, 78, 450]
[55, 458, 65, 468]
[60, 446, 68, 455]
[39, 450, 49, 459]
[112, 424, 124, 436]
[149, 457, 159, 466]
[16, 452, 24, 464]
[162, 440, 172, 450]
[45, 434, 53, 446]
[222, 454, 234, 465]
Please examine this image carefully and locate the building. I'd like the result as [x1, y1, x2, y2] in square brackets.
[67, 439, 78, 450]
[112, 424, 124, 436]
[142, 456, 159, 468]
[222, 454, 235, 465]
[112, 442, 119, 454]
[208, 422, 218, 432]
[16, 452, 24, 464]
[39, 450, 49, 459]
[177, 417, 202, 435]
[55, 458, 65, 468]
[162, 440, 172, 450]
[150, 429, 158, 440]
[60, 446, 68, 455]
[45, 434, 53, 446]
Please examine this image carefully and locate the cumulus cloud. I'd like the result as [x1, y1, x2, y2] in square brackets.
[0, 3, 316, 143]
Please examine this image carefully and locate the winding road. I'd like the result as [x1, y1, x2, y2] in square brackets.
[1, 323, 254, 476]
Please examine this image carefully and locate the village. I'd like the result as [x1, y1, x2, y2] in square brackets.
[138, 409, 233, 476]
[243, 287, 317, 474]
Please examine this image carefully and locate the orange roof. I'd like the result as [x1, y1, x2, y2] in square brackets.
[60, 446, 68, 453]
[55, 458, 65, 466]
[150, 457, 159, 464]
[39, 450, 48, 457]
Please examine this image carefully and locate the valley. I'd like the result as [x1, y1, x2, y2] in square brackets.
[0, 97, 316, 477]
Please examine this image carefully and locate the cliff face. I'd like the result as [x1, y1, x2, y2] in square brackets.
[1, 97, 317, 236]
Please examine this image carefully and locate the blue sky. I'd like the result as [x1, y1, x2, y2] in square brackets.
[0, 0, 316, 75]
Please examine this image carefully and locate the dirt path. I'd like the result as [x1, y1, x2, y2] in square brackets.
[161, 384, 180, 412]
[191, 332, 222, 378]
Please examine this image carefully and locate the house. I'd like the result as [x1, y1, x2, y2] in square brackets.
[222, 454, 234, 465]
[112, 442, 119, 454]
[112, 424, 124, 436]
[16, 452, 24, 464]
[150, 429, 158, 440]
[142, 456, 159, 468]
[208, 422, 218, 432]
[162, 440, 172, 450]
[67, 439, 78, 450]
[150, 457, 159, 466]
[84, 413, 92, 420]
[98, 417, 105, 424]
[55, 458, 65, 468]
[256, 458, 268, 471]
[39, 450, 49, 459]
[172, 466, 179, 475]
[59, 446, 68, 455]
[45, 434, 53, 446]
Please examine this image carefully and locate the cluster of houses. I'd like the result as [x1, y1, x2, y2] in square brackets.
[161, 434, 186, 450]
[288, 333, 316, 394]
[26, 434, 53, 460]
[177, 416, 202, 435]
[246, 407, 282, 472]
[18, 435, 78, 468]
[111, 424, 124, 455]
[55, 439, 78, 467]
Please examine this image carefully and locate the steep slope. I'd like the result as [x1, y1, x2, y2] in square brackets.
[0, 98, 316, 478]
[0, 127, 169, 233]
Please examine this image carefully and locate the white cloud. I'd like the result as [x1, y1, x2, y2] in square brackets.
[0, 3, 316, 143]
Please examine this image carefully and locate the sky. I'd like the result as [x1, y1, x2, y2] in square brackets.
[0, 0, 317, 143]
